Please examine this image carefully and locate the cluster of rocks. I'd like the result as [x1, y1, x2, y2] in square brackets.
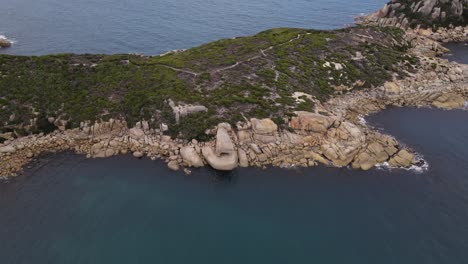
[0, 109, 422, 178]
[359, 0, 468, 29]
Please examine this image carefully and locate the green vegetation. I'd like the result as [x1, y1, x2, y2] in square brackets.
[149, 28, 308, 71]
[0, 26, 418, 139]
[392, 0, 467, 28]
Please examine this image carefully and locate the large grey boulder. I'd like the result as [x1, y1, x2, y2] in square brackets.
[321, 121, 366, 167]
[289, 111, 333, 134]
[180, 146, 204, 167]
[0, 145, 16, 153]
[202, 123, 238, 171]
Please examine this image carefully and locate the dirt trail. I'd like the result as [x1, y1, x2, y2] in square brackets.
[156, 33, 305, 77]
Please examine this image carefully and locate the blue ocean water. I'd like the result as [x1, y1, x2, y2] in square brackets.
[443, 42, 468, 64]
[1, 108, 468, 264]
[0, 0, 385, 55]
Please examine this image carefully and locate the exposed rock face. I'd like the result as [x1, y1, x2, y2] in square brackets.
[352, 134, 399, 170]
[251, 118, 278, 134]
[432, 93, 466, 109]
[215, 123, 235, 155]
[290, 112, 333, 134]
[180, 146, 204, 167]
[362, 0, 467, 28]
[202, 123, 238, 171]
[251, 118, 278, 143]
[389, 149, 416, 167]
[238, 149, 249, 167]
[0, 145, 16, 153]
[384, 81, 401, 95]
[321, 121, 366, 167]
[129, 128, 145, 139]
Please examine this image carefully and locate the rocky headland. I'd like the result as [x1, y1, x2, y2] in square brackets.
[1, 2, 467, 178]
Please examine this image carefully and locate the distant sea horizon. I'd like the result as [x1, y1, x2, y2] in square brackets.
[0, 0, 385, 55]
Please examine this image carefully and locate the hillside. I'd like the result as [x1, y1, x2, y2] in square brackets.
[0, 26, 416, 141]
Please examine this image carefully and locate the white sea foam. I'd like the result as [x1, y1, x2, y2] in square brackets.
[375, 156, 428, 173]
[357, 115, 367, 126]
[0, 35, 15, 44]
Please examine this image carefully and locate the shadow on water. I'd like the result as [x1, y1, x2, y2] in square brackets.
[205, 166, 240, 184]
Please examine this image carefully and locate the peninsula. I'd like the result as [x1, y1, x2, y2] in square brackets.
[1, 0, 467, 177]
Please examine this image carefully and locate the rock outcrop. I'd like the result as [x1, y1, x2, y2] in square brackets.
[251, 118, 278, 143]
[180, 146, 204, 167]
[290, 112, 333, 134]
[362, 0, 468, 28]
[432, 93, 466, 109]
[321, 121, 366, 167]
[389, 149, 416, 167]
[202, 123, 238, 171]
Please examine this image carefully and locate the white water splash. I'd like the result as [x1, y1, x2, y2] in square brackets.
[357, 115, 367, 126]
[0, 35, 15, 44]
[375, 158, 429, 174]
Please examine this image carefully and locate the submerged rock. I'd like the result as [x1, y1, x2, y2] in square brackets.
[167, 160, 180, 171]
[133, 151, 144, 158]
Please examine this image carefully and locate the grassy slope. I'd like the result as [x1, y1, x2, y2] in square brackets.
[0, 26, 417, 140]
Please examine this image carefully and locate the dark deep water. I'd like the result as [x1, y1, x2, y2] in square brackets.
[1, 107, 468, 264]
[0, 0, 386, 55]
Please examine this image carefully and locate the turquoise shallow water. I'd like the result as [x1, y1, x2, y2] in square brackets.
[0, 0, 386, 55]
[1, 107, 468, 264]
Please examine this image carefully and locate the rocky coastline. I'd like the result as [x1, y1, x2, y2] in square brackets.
[1, 3, 468, 179]
[1, 29, 466, 178]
